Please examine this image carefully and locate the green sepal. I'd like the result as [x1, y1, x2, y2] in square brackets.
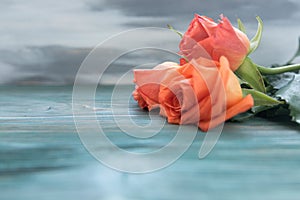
[242, 88, 283, 107]
[236, 57, 266, 93]
[167, 24, 183, 38]
[237, 18, 246, 34]
[248, 16, 263, 55]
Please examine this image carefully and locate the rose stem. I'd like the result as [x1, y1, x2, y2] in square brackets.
[257, 63, 300, 75]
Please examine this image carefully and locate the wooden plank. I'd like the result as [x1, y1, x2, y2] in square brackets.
[0, 86, 300, 200]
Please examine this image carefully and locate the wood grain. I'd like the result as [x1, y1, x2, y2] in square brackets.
[0, 85, 299, 200]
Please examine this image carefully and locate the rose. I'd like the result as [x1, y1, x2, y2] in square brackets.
[160, 56, 253, 131]
[179, 14, 250, 71]
[133, 57, 254, 131]
[133, 62, 180, 110]
[158, 68, 199, 125]
[133, 62, 200, 125]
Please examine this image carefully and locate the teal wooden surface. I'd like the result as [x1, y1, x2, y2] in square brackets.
[0, 85, 300, 200]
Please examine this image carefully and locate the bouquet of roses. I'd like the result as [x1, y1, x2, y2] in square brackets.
[132, 14, 300, 131]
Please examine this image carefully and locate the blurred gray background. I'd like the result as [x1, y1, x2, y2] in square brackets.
[1, 0, 300, 85]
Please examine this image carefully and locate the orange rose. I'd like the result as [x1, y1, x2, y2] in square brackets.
[158, 68, 199, 125]
[133, 57, 254, 131]
[179, 14, 250, 71]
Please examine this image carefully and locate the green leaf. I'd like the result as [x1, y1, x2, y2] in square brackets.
[251, 105, 274, 114]
[248, 16, 263, 55]
[237, 18, 246, 33]
[276, 74, 300, 124]
[242, 89, 282, 107]
[236, 57, 266, 93]
[265, 72, 295, 90]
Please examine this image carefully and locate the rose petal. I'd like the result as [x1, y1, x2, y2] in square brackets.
[199, 94, 254, 131]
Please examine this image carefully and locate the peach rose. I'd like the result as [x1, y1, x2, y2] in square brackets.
[179, 14, 250, 71]
[133, 62, 180, 110]
[158, 69, 199, 125]
[133, 57, 254, 131]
